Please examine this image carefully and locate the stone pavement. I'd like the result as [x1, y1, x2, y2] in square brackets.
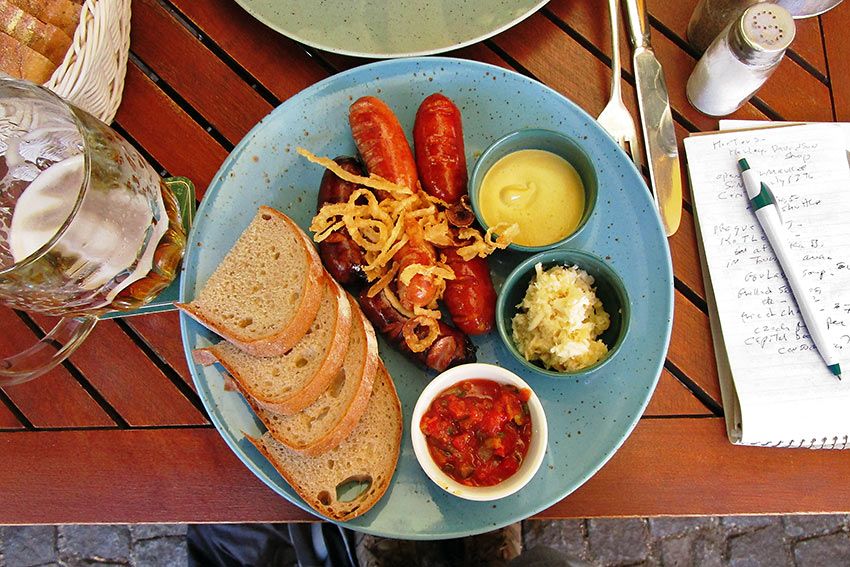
[2, 515, 850, 567]
[0, 525, 187, 567]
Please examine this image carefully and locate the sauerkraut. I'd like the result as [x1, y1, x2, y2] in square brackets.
[511, 263, 610, 372]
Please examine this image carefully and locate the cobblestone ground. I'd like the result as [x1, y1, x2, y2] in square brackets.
[2, 515, 850, 567]
[0, 525, 188, 567]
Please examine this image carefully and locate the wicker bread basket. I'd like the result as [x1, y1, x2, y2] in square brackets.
[44, 0, 131, 124]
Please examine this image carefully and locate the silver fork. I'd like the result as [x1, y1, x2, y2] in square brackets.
[597, 0, 644, 171]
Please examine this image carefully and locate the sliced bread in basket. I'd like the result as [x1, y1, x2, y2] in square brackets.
[193, 275, 352, 415]
[6, 0, 82, 38]
[0, 1, 72, 66]
[0, 29, 55, 82]
[248, 362, 402, 521]
[178, 206, 324, 357]
[237, 295, 379, 455]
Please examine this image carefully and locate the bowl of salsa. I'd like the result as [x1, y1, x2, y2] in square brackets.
[410, 363, 548, 501]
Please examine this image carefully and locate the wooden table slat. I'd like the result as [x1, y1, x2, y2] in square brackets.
[0, 429, 314, 524]
[170, 0, 331, 104]
[787, 17, 828, 78]
[28, 315, 207, 427]
[124, 311, 194, 388]
[130, 0, 273, 145]
[822, 0, 850, 121]
[0, 404, 24, 429]
[0, 310, 114, 428]
[4, 418, 849, 524]
[115, 64, 229, 198]
[644, 369, 715, 416]
[669, 292, 723, 405]
[493, 12, 611, 119]
[542, 418, 850, 518]
[669, 208, 706, 301]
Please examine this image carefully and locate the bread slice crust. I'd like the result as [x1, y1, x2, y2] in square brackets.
[193, 276, 353, 415]
[178, 206, 323, 357]
[248, 362, 402, 521]
[241, 295, 379, 455]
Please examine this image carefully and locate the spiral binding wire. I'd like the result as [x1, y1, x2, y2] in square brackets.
[757, 435, 849, 449]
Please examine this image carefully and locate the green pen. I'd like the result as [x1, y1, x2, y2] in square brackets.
[738, 156, 842, 380]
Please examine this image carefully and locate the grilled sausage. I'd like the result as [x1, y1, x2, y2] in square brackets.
[413, 93, 468, 205]
[358, 288, 476, 372]
[414, 93, 496, 335]
[349, 95, 439, 310]
[441, 247, 497, 335]
[316, 156, 367, 286]
[349, 96, 419, 198]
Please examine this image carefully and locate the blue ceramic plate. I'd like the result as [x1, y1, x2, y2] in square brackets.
[179, 57, 673, 539]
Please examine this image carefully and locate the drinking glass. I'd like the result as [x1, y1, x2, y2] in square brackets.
[0, 78, 186, 385]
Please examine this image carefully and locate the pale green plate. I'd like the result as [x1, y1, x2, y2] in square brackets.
[234, 0, 549, 58]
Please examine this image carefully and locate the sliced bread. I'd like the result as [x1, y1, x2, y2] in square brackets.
[178, 206, 324, 357]
[0, 1, 72, 66]
[0, 29, 54, 82]
[241, 295, 379, 456]
[5, 0, 82, 38]
[193, 275, 353, 415]
[248, 362, 402, 522]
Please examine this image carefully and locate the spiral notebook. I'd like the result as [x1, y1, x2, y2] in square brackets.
[684, 122, 850, 449]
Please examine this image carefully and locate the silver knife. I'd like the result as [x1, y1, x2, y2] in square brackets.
[623, 0, 682, 237]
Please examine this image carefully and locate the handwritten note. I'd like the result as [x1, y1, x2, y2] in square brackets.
[684, 123, 850, 448]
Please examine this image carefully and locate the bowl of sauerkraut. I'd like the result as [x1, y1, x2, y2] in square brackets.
[496, 249, 630, 378]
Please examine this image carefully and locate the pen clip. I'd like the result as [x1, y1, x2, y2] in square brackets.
[749, 181, 785, 226]
[763, 182, 784, 225]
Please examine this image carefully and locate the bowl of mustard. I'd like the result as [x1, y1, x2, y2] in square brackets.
[469, 128, 598, 252]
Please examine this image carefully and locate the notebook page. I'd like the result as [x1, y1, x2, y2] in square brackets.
[684, 123, 850, 447]
[719, 120, 850, 151]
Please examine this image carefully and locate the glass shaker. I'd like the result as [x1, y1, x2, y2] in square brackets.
[687, 0, 843, 54]
[687, 0, 758, 54]
[686, 3, 795, 117]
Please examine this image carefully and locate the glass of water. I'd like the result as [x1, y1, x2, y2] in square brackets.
[0, 78, 186, 385]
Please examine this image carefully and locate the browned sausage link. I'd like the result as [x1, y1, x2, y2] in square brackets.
[413, 93, 468, 205]
[348, 96, 440, 308]
[316, 156, 367, 286]
[349, 96, 419, 198]
[414, 94, 497, 335]
[442, 247, 497, 335]
[357, 288, 476, 372]
[393, 216, 440, 311]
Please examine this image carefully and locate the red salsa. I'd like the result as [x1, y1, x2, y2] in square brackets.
[419, 379, 533, 487]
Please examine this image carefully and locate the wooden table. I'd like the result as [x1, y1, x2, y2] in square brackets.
[2, 0, 850, 526]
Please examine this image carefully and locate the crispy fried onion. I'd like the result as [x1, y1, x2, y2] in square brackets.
[383, 286, 414, 318]
[302, 146, 517, 351]
[299, 148, 412, 199]
[446, 195, 476, 228]
[402, 316, 441, 353]
[455, 223, 520, 261]
[398, 263, 455, 286]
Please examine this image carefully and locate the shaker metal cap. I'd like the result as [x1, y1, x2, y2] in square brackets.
[741, 3, 796, 53]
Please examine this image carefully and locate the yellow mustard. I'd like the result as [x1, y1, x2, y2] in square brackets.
[478, 149, 585, 247]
